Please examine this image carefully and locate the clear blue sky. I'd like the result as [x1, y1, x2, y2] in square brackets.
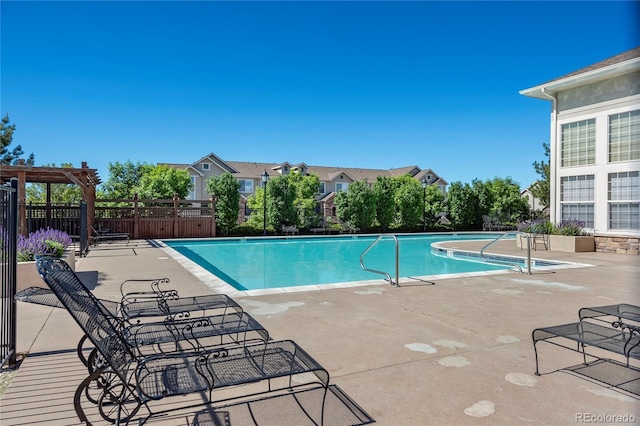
[1, 1, 637, 189]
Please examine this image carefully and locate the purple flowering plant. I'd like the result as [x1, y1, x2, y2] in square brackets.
[17, 227, 72, 262]
[553, 219, 586, 236]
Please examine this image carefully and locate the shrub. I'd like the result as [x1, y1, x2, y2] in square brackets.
[553, 219, 586, 236]
[17, 228, 72, 262]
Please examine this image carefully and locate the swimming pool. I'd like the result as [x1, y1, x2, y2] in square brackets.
[161, 233, 512, 291]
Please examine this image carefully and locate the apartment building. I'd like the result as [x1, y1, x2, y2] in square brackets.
[520, 47, 640, 239]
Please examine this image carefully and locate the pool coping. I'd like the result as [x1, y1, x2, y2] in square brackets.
[153, 235, 594, 297]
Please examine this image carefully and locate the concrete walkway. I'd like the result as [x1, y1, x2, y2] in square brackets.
[0, 237, 638, 425]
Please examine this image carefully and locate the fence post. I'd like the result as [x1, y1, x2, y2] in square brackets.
[210, 198, 216, 237]
[173, 194, 179, 238]
[1, 178, 19, 367]
[133, 193, 139, 239]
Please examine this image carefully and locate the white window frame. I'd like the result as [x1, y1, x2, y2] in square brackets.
[335, 182, 349, 192]
[561, 119, 596, 167]
[202, 163, 210, 171]
[560, 175, 595, 228]
[609, 109, 640, 163]
[608, 171, 640, 230]
[187, 176, 196, 200]
[238, 179, 254, 193]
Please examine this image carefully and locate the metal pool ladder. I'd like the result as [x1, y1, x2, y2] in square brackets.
[360, 235, 399, 286]
[480, 231, 532, 274]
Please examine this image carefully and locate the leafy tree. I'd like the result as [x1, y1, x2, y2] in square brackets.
[206, 173, 241, 235]
[485, 176, 529, 223]
[423, 185, 446, 226]
[266, 175, 297, 229]
[1, 114, 34, 165]
[334, 180, 376, 231]
[25, 163, 83, 204]
[288, 171, 321, 228]
[531, 142, 550, 209]
[246, 186, 268, 230]
[393, 175, 423, 229]
[373, 176, 396, 231]
[102, 160, 153, 199]
[471, 179, 494, 225]
[135, 165, 192, 199]
[447, 181, 479, 230]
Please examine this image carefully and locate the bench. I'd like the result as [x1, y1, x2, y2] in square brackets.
[35, 256, 331, 424]
[532, 304, 640, 376]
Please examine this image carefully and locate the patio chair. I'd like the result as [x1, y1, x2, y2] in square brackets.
[16, 272, 249, 368]
[90, 225, 130, 245]
[34, 256, 331, 425]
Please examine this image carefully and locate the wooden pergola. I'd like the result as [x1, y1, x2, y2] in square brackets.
[0, 161, 101, 236]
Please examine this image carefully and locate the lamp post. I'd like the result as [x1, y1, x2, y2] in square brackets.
[421, 176, 428, 232]
[261, 170, 269, 235]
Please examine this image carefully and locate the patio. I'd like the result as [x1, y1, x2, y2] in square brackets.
[0, 237, 638, 425]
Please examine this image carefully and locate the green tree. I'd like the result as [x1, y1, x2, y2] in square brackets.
[206, 173, 241, 235]
[471, 179, 494, 225]
[447, 181, 479, 230]
[1, 114, 34, 165]
[531, 142, 550, 209]
[266, 175, 297, 229]
[135, 165, 192, 199]
[25, 163, 83, 203]
[485, 177, 529, 223]
[246, 186, 268, 230]
[423, 185, 446, 226]
[102, 160, 153, 199]
[288, 171, 321, 228]
[393, 175, 423, 229]
[334, 180, 376, 231]
[373, 176, 396, 231]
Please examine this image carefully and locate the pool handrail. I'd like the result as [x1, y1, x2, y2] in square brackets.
[360, 235, 399, 286]
[480, 231, 531, 275]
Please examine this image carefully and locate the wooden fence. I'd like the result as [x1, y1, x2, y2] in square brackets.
[25, 196, 216, 240]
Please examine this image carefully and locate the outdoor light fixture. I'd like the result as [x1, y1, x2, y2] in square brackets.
[421, 176, 428, 232]
[261, 170, 269, 235]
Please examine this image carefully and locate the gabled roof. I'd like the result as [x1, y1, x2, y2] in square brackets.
[520, 47, 640, 99]
[192, 152, 238, 173]
[160, 163, 204, 177]
[389, 166, 420, 177]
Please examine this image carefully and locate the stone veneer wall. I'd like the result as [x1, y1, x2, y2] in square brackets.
[594, 235, 639, 255]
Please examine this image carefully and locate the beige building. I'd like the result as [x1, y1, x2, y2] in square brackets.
[164, 152, 447, 222]
[520, 47, 640, 238]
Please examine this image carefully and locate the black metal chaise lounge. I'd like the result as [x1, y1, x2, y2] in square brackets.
[532, 303, 640, 376]
[35, 256, 331, 425]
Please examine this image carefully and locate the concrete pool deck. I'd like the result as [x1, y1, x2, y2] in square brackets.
[1, 237, 638, 425]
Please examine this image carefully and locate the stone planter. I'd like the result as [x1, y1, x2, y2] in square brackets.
[548, 235, 595, 253]
[16, 250, 75, 293]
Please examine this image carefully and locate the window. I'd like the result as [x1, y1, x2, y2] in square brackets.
[202, 163, 210, 170]
[608, 171, 640, 230]
[335, 182, 349, 192]
[318, 182, 325, 194]
[560, 175, 594, 227]
[561, 119, 596, 167]
[238, 179, 253, 193]
[609, 110, 640, 162]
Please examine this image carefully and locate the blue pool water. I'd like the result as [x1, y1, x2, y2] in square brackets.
[163, 234, 509, 291]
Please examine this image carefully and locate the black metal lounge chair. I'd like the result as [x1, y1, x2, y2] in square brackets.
[35, 256, 331, 424]
[16, 262, 266, 368]
[90, 225, 130, 245]
[532, 313, 640, 376]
